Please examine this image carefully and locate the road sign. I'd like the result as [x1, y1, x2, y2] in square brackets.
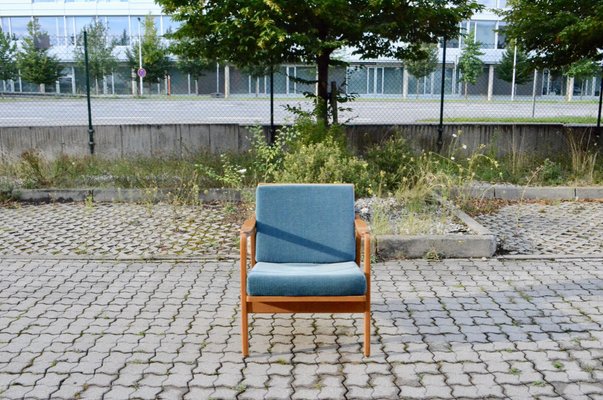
[137, 68, 146, 78]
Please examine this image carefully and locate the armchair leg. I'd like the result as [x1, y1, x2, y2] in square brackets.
[364, 310, 371, 357]
[242, 304, 249, 357]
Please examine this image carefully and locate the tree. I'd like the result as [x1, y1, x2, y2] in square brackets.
[73, 20, 118, 95]
[0, 27, 18, 89]
[458, 30, 484, 99]
[157, 0, 480, 125]
[496, 42, 532, 85]
[502, 0, 603, 67]
[404, 43, 439, 98]
[0, 28, 17, 80]
[16, 18, 62, 93]
[565, 58, 600, 98]
[126, 15, 171, 94]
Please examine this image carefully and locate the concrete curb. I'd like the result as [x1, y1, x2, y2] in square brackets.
[12, 184, 601, 260]
[374, 203, 497, 260]
[458, 184, 603, 201]
[0, 254, 239, 262]
[11, 188, 252, 203]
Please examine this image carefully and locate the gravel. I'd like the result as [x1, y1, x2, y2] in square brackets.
[355, 196, 470, 235]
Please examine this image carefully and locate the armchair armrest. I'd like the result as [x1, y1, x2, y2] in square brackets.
[355, 216, 370, 237]
[240, 217, 256, 236]
[354, 216, 371, 277]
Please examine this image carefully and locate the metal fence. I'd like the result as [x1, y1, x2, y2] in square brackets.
[1, 35, 601, 127]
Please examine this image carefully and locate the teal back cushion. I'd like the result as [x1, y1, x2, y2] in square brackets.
[255, 184, 356, 263]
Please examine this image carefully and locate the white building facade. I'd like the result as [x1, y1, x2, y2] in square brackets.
[0, 0, 598, 98]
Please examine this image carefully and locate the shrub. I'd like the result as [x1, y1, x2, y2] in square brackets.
[365, 136, 415, 194]
[275, 137, 374, 197]
[248, 125, 298, 182]
[19, 150, 51, 188]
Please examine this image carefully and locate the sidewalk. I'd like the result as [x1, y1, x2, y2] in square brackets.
[1, 200, 603, 399]
[1, 257, 602, 399]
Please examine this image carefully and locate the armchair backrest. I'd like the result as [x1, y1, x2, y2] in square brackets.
[255, 184, 356, 263]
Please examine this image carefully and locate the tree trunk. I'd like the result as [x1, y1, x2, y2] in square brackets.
[316, 51, 330, 126]
[255, 78, 259, 97]
[416, 77, 420, 99]
[464, 82, 468, 99]
[40, 83, 45, 93]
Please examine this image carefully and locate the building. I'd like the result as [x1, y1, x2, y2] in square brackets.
[0, 0, 599, 99]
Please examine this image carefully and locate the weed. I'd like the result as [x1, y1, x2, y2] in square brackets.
[84, 193, 94, 209]
[234, 383, 247, 394]
[424, 247, 442, 261]
[553, 361, 564, 370]
[510, 367, 521, 375]
[20, 150, 51, 187]
[566, 129, 598, 183]
[516, 290, 533, 302]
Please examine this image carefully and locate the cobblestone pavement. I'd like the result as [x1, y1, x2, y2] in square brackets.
[475, 201, 603, 255]
[1, 257, 602, 399]
[0, 203, 240, 258]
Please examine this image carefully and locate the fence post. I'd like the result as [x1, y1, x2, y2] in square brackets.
[437, 36, 447, 153]
[83, 30, 95, 155]
[330, 81, 338, 125]
[531, 69, 538, 118]
[269, 65, 275, 143]
[597, 66, 603, 143]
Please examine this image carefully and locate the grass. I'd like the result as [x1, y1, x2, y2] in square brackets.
[421, 116, 599, 124]
[1, 151, 256, 192]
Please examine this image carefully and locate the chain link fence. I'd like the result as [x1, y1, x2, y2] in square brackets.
[0, 34, 601, 127]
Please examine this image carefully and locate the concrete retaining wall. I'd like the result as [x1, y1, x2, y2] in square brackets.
[0, 123, 598, 160]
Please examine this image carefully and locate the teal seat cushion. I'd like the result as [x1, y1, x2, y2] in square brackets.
[255, 184, 356, 264]
[247, 261, 367, 296]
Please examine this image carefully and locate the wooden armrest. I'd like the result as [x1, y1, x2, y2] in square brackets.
[240, 217, 256, 236]
[355, 217, 370, 237]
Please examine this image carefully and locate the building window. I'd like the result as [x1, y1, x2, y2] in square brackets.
[477, 0, 496, 8]
[106, 16, 129, 44]
[496, 22, 507, 49]
[9, 17, 32, 39]
[162, 16, 181, 35]
[474, 20, 496, 49]
[132, 16, 161, 34]
[1, 17, 10, 33]
[459, 20, 470, 48]
[37, 16, 63, 45]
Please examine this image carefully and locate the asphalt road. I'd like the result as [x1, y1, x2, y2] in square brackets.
[0, 96, 599, 126]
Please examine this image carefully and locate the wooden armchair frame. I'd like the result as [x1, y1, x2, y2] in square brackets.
[240, 214, 371, 357]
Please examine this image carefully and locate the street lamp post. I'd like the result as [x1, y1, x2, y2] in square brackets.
[137, 17, 143, 96]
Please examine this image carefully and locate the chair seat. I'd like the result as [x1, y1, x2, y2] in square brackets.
[247, 261, 367, 297]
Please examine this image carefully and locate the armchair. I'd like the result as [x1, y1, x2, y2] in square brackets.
[240, 184, 371, 356]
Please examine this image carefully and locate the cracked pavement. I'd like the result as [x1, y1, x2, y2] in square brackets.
[1, 257, 602, 399]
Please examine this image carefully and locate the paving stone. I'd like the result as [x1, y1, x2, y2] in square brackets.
[2, 251, 603, 399]
[476, 202, 603, 255]
[0, 203, 240, 258]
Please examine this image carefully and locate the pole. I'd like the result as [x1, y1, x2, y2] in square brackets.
[84, 30, 95, 155]
[437, 36, 447, 153]
[270, 66, 275, 143]
[531, 69, 538, 118]
[511, 44, 517, 101]
[330, 81, 338, 125]
[597, 65, 603, 142]
[137, 17, 143, 96]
